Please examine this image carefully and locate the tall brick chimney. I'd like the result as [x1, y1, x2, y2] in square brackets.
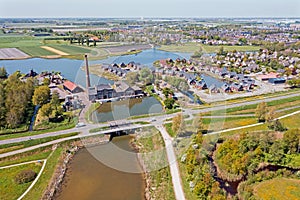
[84, 54, 91, 89]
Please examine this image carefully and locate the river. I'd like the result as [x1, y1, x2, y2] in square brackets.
[55, 135, 145, 200]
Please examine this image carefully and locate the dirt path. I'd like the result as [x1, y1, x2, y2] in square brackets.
[41, 46, 69, 56]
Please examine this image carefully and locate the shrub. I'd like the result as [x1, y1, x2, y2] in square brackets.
[15, 169, 37, 184]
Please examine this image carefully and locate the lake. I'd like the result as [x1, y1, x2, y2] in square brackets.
[0, 49, 190, 87]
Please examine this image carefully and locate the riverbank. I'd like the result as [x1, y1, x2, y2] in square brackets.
[130, 126, 175, 200]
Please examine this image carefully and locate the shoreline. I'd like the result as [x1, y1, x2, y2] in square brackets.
[129, 135, 152, 200]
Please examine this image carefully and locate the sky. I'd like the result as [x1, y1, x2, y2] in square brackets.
[0, 0, 299, 18]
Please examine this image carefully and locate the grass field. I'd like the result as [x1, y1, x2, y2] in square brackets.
[0, 163, 42, 200]
[159, 43, 261, 53]
[254, 178, 300, 200]
[164, 116, 257, 137]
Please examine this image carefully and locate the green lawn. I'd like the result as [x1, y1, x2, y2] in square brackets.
[0, 163, 42, 200]
[254, 178, 300, 200]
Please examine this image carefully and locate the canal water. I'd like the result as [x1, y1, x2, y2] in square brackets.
[55, 135, 145, 200]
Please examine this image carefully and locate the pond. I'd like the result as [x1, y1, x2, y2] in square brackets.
[91, 97, 163, 123]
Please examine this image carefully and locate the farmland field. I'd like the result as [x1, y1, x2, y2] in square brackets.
[47, 44, 91, 55]
[0, 48, 30, 59]
[254, 178, 300, 200]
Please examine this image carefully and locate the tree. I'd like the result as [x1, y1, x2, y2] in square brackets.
[0, 67, 8, 79]
[268, 119, 286, 132]
[283, 129, 300, 154]
[255, 102, 268, 122]
[43, 78, 50, 86]
[126, 72, 139, 86]
[50, 91, 63, 118]
[193, 115, 204, 134]
[139, 68, 153, 84]
[40, 103, 53, 120]
[162, 88, 173, 98]
[32, 85, 50, 106]
[0, 81, 6, 127]
[164, 98, 175, 110]
[266, 107, 276, 123]
[172, 113, 183, 135]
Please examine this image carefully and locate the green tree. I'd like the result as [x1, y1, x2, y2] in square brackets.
[40, 103, 53, 120]
[164, 98, 175, 110]
[32, 85, 50, 106]
[43, 78, 50, 86]
[162, 87, 173, 98]
[255, 102, 268, 122]
[50, 91, 63, 118]
[0, 81, 6, 127]
[139, 68, 153, 84]
[0, 67, 8, 79]
[126, 72, 139, 86]
[283, 129, 300, 154]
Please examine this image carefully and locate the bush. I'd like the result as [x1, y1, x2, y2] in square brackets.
[15, 169, 37, 184]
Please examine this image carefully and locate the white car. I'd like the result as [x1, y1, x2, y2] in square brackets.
[76, 122, 86, 128]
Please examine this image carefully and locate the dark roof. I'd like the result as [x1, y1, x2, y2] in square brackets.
[96, 84, 112, 91]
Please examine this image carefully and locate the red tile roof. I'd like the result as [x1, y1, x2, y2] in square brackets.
[63, 81, 77, 91]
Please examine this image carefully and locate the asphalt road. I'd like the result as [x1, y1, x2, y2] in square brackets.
[1, 92, 299, 146]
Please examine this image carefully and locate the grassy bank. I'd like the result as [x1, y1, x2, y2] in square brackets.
[133, 126, 175, 200]
[0, 132, 78, 154]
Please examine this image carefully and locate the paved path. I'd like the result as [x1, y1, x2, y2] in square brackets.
[0, 159, 45, 170]
[155, 124, 186, 200]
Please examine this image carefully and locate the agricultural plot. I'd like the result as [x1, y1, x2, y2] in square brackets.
[47, 45, 91, 55]
[0, 48, 30, 59]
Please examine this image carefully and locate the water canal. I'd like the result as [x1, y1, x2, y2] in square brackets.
[55, 135, 145, 200]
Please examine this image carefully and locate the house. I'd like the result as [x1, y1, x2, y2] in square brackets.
[208, 84, 219, 93]
[230, 83, 243, 92]
[221, 84, 231, 93]
[63, 81, 83, 94]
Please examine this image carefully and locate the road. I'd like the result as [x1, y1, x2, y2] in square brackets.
[155, 124, 186, 200]
[1, 92, 300, 146]
[1, 92, 300, 200]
